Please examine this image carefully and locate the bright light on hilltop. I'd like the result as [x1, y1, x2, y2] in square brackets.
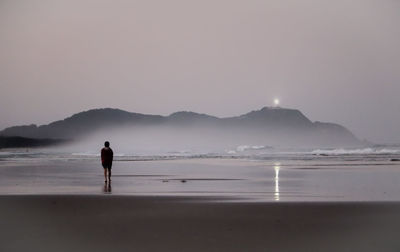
[274, 98, 280, 107]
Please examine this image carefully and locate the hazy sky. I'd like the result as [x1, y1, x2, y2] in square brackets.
[0, 0, 399, 143]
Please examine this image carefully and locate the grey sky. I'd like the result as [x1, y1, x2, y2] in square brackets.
[0, 0, 399, 143]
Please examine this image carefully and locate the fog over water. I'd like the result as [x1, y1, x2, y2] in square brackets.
[0, 0, 399, 143]
[51, 124, 399, 158]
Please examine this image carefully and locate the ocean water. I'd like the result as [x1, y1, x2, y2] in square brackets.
[0, 145, 400, 201]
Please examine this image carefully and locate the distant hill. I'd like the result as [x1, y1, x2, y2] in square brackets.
[0, 136, 66, 149]
[0, 109, 163, 139]
[0, 107, 361, 147]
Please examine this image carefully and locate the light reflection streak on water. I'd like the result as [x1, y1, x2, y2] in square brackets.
[274, 163, 280, 201]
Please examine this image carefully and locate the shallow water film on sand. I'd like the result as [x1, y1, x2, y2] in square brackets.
[1, 146, 400, 201]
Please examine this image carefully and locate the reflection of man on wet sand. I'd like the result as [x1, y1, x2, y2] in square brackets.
[104, 183, 112, 193]
[101, 141, 113, 183]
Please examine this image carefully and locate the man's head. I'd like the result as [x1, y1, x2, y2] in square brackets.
[104, 141, 110, 147]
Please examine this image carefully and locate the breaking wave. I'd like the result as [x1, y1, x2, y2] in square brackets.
[311, 148, 400, 155]
[227, 145, 273, 154]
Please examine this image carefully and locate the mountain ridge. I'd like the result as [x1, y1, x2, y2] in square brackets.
[0, 107, 360, 147]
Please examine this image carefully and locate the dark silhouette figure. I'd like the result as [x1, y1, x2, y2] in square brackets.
[101, 141, 113, 183]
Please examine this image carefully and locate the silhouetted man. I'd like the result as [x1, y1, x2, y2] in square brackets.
[101, 141, 113, 183]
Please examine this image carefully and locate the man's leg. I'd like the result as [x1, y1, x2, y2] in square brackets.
[108, 168, 111, 182]
[104, 168, 107, 183]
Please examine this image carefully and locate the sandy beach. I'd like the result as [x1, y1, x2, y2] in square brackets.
[0, 195, 399, 252]
[1, 154, 400, 251]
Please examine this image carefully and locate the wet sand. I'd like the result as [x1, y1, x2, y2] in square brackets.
[1, 195, 400, 252]
[2, 158, 400, 201]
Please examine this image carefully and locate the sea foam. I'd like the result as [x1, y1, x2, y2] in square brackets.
[311, 148, 400, 155]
